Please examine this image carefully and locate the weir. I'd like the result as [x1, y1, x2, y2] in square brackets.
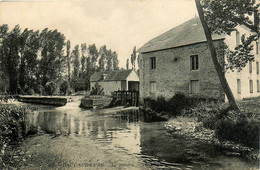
[18, 96, 67, 106]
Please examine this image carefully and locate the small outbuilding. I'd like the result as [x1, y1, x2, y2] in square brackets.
[90, 69, 139, 95]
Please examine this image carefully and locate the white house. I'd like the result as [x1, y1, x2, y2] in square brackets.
[90, 69, 139, 95]
[225, 24, 260, 100]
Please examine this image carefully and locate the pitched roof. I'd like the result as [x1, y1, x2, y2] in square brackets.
[138, 17, 226, 53]
[90, 69, 133, 82]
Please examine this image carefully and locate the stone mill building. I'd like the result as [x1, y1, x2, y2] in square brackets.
[138, 17, 260, 103]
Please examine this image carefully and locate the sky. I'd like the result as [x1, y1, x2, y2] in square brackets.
[0, 0, 197, 68]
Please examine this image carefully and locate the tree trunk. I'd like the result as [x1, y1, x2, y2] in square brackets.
[195, 0, 238, 110]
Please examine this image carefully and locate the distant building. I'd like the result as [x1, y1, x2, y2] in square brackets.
[90, 69, 139, 95]
[138, 17, 259, 103]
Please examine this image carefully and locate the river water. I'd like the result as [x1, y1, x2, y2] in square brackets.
[19, 101, 258, 169]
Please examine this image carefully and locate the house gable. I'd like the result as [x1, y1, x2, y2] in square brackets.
[126, 70, 139, 82]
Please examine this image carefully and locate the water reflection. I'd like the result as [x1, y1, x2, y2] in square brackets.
[24, 103, 258, 169]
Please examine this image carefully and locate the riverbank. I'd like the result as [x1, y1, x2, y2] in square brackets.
[143, 94, 260, 162]
[162, 99, 260, 162]
[0, 104, 36, 169]
[164, 116, 259, 161]
[94, 106, 139, 115]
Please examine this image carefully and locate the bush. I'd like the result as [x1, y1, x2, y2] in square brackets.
[36, 85, 44, 95]
[44, 81, 56, 96]
[90, 83, 104, 96]
[0, 104, 34, 168]
[144, 92, 203, 116]
[60, 81, 68, 95]
[187, 101, 260, 150]
[168, 92, 194, 114]
[215, 113, 259, 149]
[27, 88, 35, 95]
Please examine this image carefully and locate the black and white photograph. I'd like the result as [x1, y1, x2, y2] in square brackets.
[0, 0, 259, 169]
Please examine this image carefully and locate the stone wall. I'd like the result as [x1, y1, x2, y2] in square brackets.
[139, 40, 225, 103]
[80, 96, 113, 108]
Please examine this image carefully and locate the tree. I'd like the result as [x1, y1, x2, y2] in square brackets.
[137, 54, 140, 69]
[195, 0, 259, 110]
[60, 81, 68, 95]
[98, 45, 107, 71]
[131, 46, 137, 70]
[106, 49, 113, 71]
[45, 81, 56, 96]
[39, 29, 66, 86]
[112, 51, 119, 70]
[72, 45, 80, 78]
[70, 45, 80, 91]
[2, 25, 21, 93]
[66, 40, 71, 83]
[0, 72, 9, 93]
[126, 58, 129, 70]
[19, 29, 40, 93]
[81, 43, 87, 77]
[88, 44, 99, 70]
[85, 56, 92, 90]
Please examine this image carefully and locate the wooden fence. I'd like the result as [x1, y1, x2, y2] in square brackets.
[113, 90, 139, 106]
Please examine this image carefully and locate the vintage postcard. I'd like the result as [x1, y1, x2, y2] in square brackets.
[0, 0, 259, 169]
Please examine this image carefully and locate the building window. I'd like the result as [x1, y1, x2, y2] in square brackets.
[190, 55, 199, 70]
[257, 62, 259, 74]
[257, 80, 259, 92]
[237, 79, 241, 94]
[250, 80, 253, 93]
[249, 61, 252, 73]
[190, 80, 199, 94]
[236, 31, 240, 46]
[150, 81, 156, 94]
[150, 57, 156, 70]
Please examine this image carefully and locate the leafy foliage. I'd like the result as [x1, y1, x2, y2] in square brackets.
[44, 81, 56, 96]
[201, 0, 259, 35]
[90, 83, 104, 96]
[183, 99, 260, 149]
[201, 0, 259, 71]
[60, 81, 68, 95]
[144, 92, 211, 116]
[131, 46, 137, 70]
[106, 49, 113, 71]
[72, 45, 80, 78]
[216, 115, 259, 149]
[98, 45, 107, 71]
[80, 43, 87, 78]
[126, 58, 129, 70]
[226, 34, 258, 71]
[0, 104, 36, 169]
[36, 85, 44, 95]
[0, 25, 120, 94]
[112, 51, 119, 70]
[66, 40, 71, 84]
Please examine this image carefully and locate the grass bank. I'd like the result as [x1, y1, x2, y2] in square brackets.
[0, 103, 37, 169]
[144, 94, 260, 161]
